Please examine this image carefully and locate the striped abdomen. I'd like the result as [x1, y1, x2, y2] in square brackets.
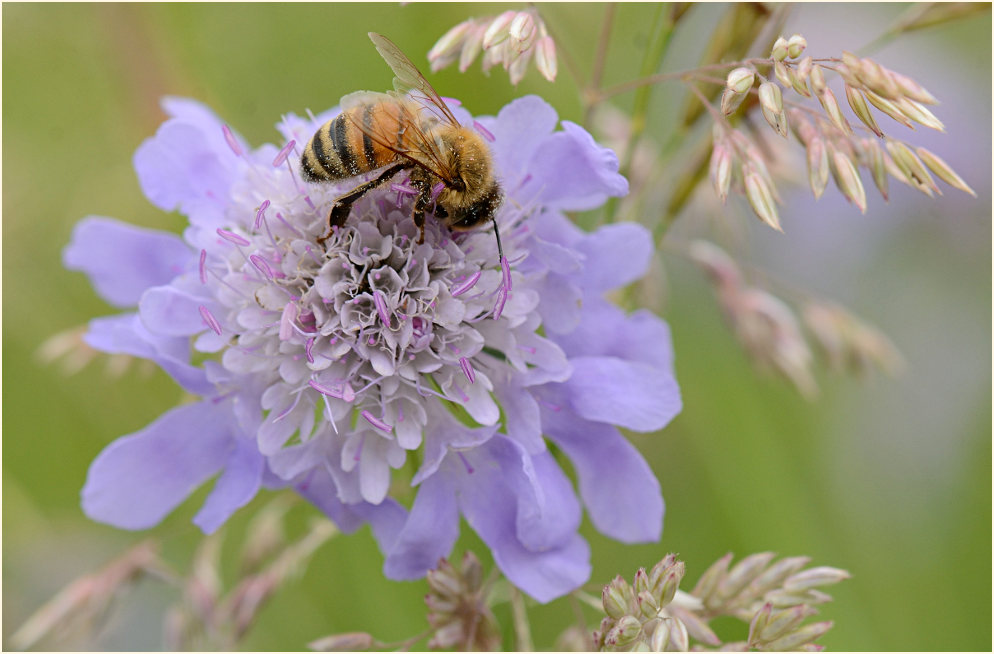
[300, 99, 422, 182]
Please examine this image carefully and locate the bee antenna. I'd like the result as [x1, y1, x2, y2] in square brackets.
[492, 216, 505, 265]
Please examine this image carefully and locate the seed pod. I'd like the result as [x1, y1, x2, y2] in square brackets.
[786, 34, 807, 58]
[771, 36, 789, 61]
[816, 87, 853, 135]
[806, 138, 830, 199]
[759, 81, 789, 137]
[886, 140, 939, 195]
[744, 165, 783, 231]
[830, 148, 867, 213]
[845, 84, 882, 137]
[863, 90, 915, 129]
[861, 137, 889, 200]
[916, 147, 976, 196]
[774, 60, 791, 87]
[894, 97, 945, 131]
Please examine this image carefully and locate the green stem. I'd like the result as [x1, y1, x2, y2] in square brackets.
[509, 585, 533, 651]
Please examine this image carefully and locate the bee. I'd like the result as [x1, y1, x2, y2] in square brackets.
[301, 32, 504, 262]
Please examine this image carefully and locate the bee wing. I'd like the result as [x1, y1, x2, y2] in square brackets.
[338, 91, 455, 183]
[368, 32, 461, 128]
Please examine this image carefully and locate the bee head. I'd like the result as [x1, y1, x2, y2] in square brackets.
[448, 182, 502, 231]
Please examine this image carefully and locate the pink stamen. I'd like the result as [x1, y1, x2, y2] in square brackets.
[273, 140, 295, 167]
[451, 271, 482, 296]
[459, 357, 476, 383]
[492, 286, 508, 321]
[308, 379, 343, 398]
[254, 200, 271, 230]
[250, 254, 274, 280]
[397, 405, 404, 422]
[362, 410, 392, 433]
[501, 256, 512, 292]
[199, 249, 207, 284]
[373, 290, 391, 326]
[305, 337, 316, 363]
[217, 228, 250, 246]
[473, 120, 495, 142]
[441, 96, 462, 107]
[458, 452, 475, 474]
[222, 125, 243, 157]
[431, 182, 445, 202]
[342, 383, 356, 403]
[199, 305, 222, 335]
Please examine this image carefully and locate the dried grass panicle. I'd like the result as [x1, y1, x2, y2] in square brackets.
[594, 552, 846, 652]
[705, 33, 974, 229]
[429, 10, 557, 83]
[10, 540, 170, 651]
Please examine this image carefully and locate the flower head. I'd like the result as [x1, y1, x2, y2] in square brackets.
[65, 94, 681, 602]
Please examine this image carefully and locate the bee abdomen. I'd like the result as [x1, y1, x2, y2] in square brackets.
[301, 111, 365, 182]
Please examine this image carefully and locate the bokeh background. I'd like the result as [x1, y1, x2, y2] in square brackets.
[3, 3, 990, 651]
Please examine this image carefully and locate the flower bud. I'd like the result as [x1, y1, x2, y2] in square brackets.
[759, 81, 788, 137]
[816, 87, 853, 135]
[808, 64, 827, 95]
[894, 96, 945, 131]
[807, 138, 830, 199]
[507, 46, 533, 85]
[784, 566, 852, 591]
[534, 35, 558, 81]
[764, 620, 834, 651]
[885, 139, 938, 195]
[916, 147, 976, 196]
[605, 615, 643, 649]
[786, 34, 807, 58]
[508, 11, 538, 52]
[830, 149, 867, 213]
[726, 66, 756, 93]
[638, 590, 661, 619]
[744, 165, 782, 232]
[719, 551, 776, 601]
[845, 84, 882, 137]
[692, 552, 733, 601]
[774, 60, 791, 87]
[458, 24, 486, 73]
[748, 601, 774, 645]
[428, 20, 472, 64]
[760, 604, 819, 642]
[862, 137, 889, 200]
[710, 142, 733, 203]
[889, 70, 938, 104]
[649, 618, 671, 652]
[668, 617, 690, 651]
[859, 57, 902, 99]
[603, 575, 634, 619]
[863, 90, 914, 128]
[309, 632, 375, 651]
[656, 562, 685, 608]
[771, 36, 789, 61]
[483, 10, 516, 49]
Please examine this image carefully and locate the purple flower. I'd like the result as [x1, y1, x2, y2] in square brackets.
[65, 95, 681, 602]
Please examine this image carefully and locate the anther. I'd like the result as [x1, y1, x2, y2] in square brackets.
[222, 125, 243, 157]
[459, 357, 476, 383]
[362, 410, 392, 433]
[308, 379, 343, 398]
[199, 249, 207, 284]
[373, 290, 391, 326]
[254, 200, 271, 230]
[250, 254, 275, 280]
[217, 228, 250, 246]
[199, 305, 222, 335]
[273, 140, 295, 167]
[473, 121, 495, 142]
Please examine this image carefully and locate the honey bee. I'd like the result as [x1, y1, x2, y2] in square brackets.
[301, 32, 504, 261]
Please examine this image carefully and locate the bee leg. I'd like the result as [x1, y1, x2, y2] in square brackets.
[317, 163, 407, 244]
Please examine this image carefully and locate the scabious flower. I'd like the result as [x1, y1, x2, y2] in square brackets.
[65, 94, 681, 602]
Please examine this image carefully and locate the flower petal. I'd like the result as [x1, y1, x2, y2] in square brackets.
[523, 120, 629, 211]
[64, 216, 193, 308]
[577, 222, 653, 292]
[457, 436, 590, 602]
[193, 437, 265, 533]
[541, 404, 663, 543]
[413, 406, 495, 485]
[562, 355, 682, 432]
[484, 95, 559, 182]
[139, 282, 216, 337]
[555, 297, 677, 371]
[84, 313, 211, 395]
[381, 474, 460, 580]
[81, 400, 235, 529]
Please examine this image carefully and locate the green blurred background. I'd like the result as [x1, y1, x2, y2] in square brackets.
[3, 3, 990, 651]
